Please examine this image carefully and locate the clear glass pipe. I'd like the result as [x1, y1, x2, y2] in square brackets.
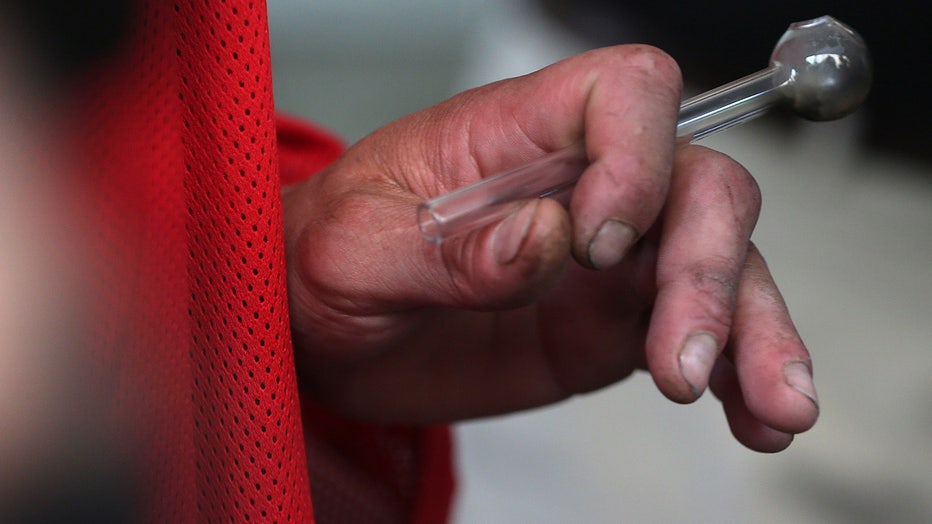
[417, 66, 786, 243]
[417, 14, 872, 243]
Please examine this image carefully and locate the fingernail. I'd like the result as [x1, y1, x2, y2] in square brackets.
[784, 361, 819, 408]
[679, 332, 719, 398]
[587, 219, 637, 269]
[493, 200, 539, 265]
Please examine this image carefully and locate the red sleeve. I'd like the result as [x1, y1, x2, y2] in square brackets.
[67, 1, 454, 522]
[273, 115, 457, 524]
[276, 113, 344, 185]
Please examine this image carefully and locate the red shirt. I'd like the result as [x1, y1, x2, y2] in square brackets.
[69, 1, 453, 522]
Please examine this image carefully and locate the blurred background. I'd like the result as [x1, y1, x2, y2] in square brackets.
[3, 0, 927, 522]
[268, 1, 931, 522]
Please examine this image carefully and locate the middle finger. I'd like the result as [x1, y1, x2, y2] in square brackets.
[644, 145, 762, 403]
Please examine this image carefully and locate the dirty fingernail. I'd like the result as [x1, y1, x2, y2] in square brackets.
[679, 332, 719, 398]
[784, 361, 819, 408]
[587, 219, 637, 270]
[493, 200, 539, 265]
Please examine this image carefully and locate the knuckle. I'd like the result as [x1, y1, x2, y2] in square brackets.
[678, 146, 762, 221]
[584, 44, 683, 98]
[619, 44, 682, 89]
[683, 260, 740, 330]
[716, 156, 761, 219]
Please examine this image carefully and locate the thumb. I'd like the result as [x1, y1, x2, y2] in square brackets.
[440, 197, 571, 309]
[289, 181, 571, 325]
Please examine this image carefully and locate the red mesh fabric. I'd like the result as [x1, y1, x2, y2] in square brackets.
[177, 2, 314, 521]
[68, 2, 196, 520]
[66, 1, 454, 522]
[276, 114, 344, 186]
[301, 402, 455, 524]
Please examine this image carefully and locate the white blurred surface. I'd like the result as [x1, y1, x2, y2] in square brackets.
[269, 1, 932, 522]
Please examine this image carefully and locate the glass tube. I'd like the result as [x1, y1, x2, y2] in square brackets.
[417, 66, 789, 243]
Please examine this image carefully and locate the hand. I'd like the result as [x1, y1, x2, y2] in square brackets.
[283, 45, 818, 452]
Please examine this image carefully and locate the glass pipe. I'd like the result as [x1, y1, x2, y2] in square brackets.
[417, 15, 871, 243]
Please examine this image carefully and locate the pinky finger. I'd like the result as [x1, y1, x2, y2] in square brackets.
[709, 357, 795, 453]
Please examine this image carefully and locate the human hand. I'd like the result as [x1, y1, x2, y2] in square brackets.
[283, 45, 818, 452]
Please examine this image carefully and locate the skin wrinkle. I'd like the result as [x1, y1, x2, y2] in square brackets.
[460, 79, 539, 173]
[724, 167, 762, 237]
[438, 232, 482, 307]
[494, 72, 577, 166]
[295, 185, 411, 315]
[433, 99, 483, 193]
[459, 113, 485, 190]
[506, 65, 581, 152]
[359, 110, 446, 197]
[293, 205, 445, 367]
[688, 262, 740, 331]
[504, 107, 553, 160]
[291, 285, 402, 367]
[695, 148, 762, 235]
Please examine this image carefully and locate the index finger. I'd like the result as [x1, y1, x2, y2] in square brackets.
[566, 45, 682, 269]
[375, 45, 681, 267]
